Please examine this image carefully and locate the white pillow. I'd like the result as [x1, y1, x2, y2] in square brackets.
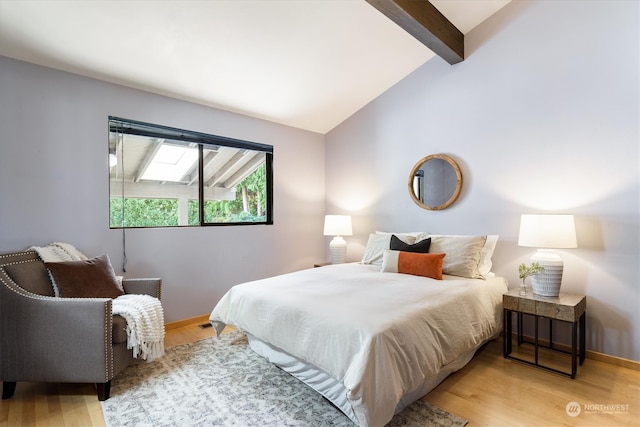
[428, 235, 486, 279]
[479, 235, 499, 275]
[416, 233, 498, 277]
[361, 233, 415, 265]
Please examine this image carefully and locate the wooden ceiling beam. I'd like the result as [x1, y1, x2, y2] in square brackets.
[365, 0, 464, 65]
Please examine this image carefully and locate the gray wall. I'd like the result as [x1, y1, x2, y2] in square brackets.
[0, 56, 326, 322]
[325, 0, 639, 361]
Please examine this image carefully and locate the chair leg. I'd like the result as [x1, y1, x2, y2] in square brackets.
[97, 381, 111, 401]
[2, 382, 16, 400]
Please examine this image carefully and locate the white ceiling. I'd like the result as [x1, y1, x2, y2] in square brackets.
[0, 0, 510, 134]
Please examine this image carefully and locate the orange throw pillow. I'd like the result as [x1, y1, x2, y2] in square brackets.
[381, 250, 446, 280]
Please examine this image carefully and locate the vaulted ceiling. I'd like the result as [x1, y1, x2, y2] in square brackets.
[0, 0, 510, 134]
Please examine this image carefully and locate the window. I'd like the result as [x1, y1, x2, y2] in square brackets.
[109, 117, 273, 228]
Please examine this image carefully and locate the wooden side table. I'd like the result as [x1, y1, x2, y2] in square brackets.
[503, 289, 586, 379]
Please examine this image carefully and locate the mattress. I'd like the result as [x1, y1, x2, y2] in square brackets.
[210, 262, 507, 426]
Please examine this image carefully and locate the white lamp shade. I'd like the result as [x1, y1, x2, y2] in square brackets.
[323, 215, 352, 237]
[518, 214, 577, 249]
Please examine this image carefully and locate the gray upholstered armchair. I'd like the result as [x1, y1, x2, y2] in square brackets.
[0, 250, 161, 401]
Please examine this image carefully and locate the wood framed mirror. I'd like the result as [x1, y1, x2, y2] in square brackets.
[408, 154, 462, 211]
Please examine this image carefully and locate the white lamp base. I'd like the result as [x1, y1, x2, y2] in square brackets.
[530, 249, 564, 297]
[329, 236, 347, 264]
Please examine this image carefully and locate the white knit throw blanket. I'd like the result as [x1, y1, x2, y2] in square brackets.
[30, 242, 88, 262]
[113, 294, 165, 361]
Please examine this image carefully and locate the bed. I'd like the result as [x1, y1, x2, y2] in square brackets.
[209, 233, 507, 426]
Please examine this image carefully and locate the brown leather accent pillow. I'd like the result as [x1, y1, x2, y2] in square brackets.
[45, 254, 124, 298]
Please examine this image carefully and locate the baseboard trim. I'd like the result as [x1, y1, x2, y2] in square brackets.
[165, 314, 210, 330]
[587, 350, 640, 371]
[505, 333, 640, 371]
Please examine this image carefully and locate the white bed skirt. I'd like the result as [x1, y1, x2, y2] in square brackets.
[247, 332, 493, 425]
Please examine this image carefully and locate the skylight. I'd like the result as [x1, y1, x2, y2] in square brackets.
[140, 144, 198, 182]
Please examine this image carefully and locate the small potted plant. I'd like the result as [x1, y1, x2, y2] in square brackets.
[518, 262, 544, 296]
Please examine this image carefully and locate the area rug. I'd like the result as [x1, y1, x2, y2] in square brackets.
[102, 330, 468, 427]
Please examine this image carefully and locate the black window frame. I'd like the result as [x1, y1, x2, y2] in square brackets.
[109, 116, 273, 228]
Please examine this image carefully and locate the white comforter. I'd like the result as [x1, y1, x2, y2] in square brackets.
[209, 263, 507, 426]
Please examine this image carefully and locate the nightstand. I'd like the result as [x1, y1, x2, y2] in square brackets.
[503, 289, 586, 379]
[314, 262, 331, 268]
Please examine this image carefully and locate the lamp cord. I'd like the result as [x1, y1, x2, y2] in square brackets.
[118, 124, 127, 273]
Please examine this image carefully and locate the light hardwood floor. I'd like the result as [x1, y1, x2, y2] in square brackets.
[2, 319, 638, 427]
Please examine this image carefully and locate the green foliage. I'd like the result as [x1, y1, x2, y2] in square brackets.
[187, 163, 267, 224]
[111, 163, 267, 227]
[187, 200, 265, 224]
[241, 162, 267, 215]
[110, 198, 179, 227]
[518, 262, 544, 284]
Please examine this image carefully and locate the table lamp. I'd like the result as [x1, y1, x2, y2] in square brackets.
[323, 215, 352, 264]
[518, 214, 577, 296]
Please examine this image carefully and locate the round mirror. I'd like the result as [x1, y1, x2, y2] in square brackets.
[408, 154, 462, 210]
